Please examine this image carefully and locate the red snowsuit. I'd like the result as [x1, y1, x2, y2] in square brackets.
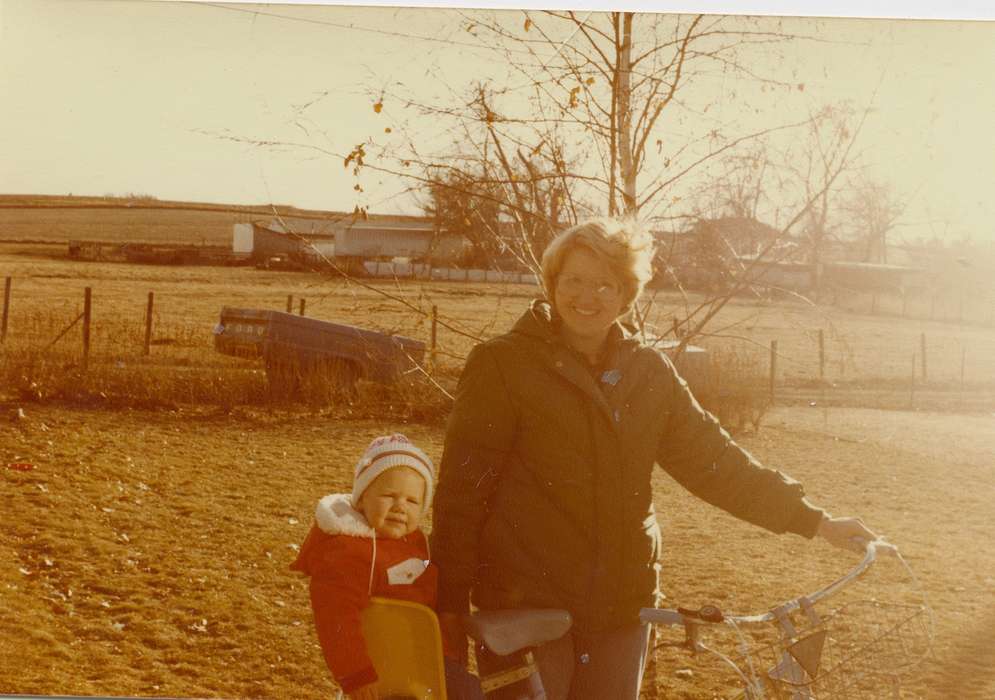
[291, 493, 439, 694]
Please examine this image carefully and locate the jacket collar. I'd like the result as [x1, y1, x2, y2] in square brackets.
[513, 300, 641, 432]
[512, 298, 636, 350]
[512, 299, 632, 343]
[314, 493, 375, 538]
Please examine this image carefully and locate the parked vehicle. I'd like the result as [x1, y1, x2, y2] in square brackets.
[213, 307, 425, 394]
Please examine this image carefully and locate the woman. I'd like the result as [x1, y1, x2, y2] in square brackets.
[431, 218, 875, 699]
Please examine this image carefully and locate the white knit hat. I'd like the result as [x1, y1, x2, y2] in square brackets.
[351, 434, 436, 514]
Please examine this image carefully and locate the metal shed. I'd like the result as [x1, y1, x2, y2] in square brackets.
[335, 221, 436, 258]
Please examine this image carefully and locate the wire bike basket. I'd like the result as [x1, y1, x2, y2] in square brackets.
[641, 540, 933, 699]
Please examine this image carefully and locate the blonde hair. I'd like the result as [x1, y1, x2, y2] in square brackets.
[541, 217, 655, 313]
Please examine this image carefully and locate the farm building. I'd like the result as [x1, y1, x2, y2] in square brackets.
[722, 259, 925, 293]
[651, 217, 804, 290]
[233, 215, 463, 266]
[246, 222, 336, 262]
[649, 216, 932, 296]
[736, 258, 815, 290]
[335, 219, 463, 261]
[688, 216, 794, 258]
[822, 261, 926, 292]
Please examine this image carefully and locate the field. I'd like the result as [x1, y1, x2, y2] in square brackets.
[0, 196, 432, 250]
[2, 240, 995, 699]
[0, 195, 370, 247]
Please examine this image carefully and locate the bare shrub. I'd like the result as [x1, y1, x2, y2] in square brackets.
[343, 371, 455, 425]
[691, 345, 772, 433]
[1, 348, 270, 410]
[0, 340, 457, 425]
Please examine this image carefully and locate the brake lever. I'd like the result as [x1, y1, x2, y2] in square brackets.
[670, 605, 725, 654]
[677, 604, 725, 623]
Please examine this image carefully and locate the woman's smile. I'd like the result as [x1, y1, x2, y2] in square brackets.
[554, 246, 625, 359]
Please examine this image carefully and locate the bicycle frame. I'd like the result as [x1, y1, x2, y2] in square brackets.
[476, 645, 548, 699]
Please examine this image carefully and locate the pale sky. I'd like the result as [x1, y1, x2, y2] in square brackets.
[1, 0, 993, 244]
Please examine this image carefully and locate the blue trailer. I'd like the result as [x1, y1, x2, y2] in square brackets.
[213, 307, 425, 394]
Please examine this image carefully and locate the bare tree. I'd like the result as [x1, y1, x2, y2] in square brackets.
[424, 166, 504, 267]
[370, 11, 820, 232]
[692, 142, 774, 222]
[778, 103, 866, 295]
[651, 98, 869, 355]
[202, 10, 873, 378]
[840, 175, 907, 263]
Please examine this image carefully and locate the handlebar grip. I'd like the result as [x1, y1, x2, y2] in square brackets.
[870, 539, 899, 557]
[639, 608, 686, 626]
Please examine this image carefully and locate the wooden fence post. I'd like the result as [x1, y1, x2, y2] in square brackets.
[144, 291, 154, 356]
[1, 276, 10, 344]
[920, 333, 927, 382]
[961, 347, 966, 391]
[82, 287, 92, 370]
[769, 340, 778, 403]
[818, 329, 825, 381]
[286, 294, 294, 313]
[298, 298, 306, 316]
[910, 352, 916, 407]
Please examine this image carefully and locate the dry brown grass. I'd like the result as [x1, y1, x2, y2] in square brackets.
[0, 206, 245, 247]
[0, 343, 459, 430]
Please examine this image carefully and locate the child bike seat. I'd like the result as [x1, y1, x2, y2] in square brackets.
[360, 597, 447, 699]
[463, 608, 572, 656]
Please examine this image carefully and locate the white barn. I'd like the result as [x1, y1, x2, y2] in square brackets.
[232, 214, 463, 264]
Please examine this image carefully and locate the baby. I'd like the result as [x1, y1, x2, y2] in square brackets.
[291, 434, 481, 700]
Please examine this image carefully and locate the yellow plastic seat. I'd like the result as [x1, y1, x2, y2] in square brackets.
[357, 596, 448, 700]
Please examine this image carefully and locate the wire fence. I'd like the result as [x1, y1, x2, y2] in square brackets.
[2, 272, 994, 409]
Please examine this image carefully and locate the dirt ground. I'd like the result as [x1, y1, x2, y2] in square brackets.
[1, 400, 992, 700]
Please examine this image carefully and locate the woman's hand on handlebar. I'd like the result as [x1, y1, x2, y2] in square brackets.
[439, 612, 469, 666]
[817, 514, 879, 552]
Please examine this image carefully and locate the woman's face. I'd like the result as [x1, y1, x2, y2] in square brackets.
[552, 246, 625, 348]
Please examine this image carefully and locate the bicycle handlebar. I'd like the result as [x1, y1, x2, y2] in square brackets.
[640, 538, 898, 628]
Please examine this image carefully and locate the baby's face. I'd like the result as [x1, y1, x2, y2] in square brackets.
[358, 466, 426, 539]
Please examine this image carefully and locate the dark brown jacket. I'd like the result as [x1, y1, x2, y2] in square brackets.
[431, 301, 824, 632]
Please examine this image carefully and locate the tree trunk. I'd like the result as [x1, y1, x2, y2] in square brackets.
[616, 13, 637, 215]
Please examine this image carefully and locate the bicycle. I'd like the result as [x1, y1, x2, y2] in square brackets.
[342, 539, 930, 699]
[640, 539, 933, 699]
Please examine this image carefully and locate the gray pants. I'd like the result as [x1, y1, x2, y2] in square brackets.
[533, 623, 651, 700]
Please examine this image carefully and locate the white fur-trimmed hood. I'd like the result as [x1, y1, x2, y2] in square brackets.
[314, 493, 375, 538]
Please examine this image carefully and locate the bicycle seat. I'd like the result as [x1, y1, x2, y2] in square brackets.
[463, 608, 572, 656]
